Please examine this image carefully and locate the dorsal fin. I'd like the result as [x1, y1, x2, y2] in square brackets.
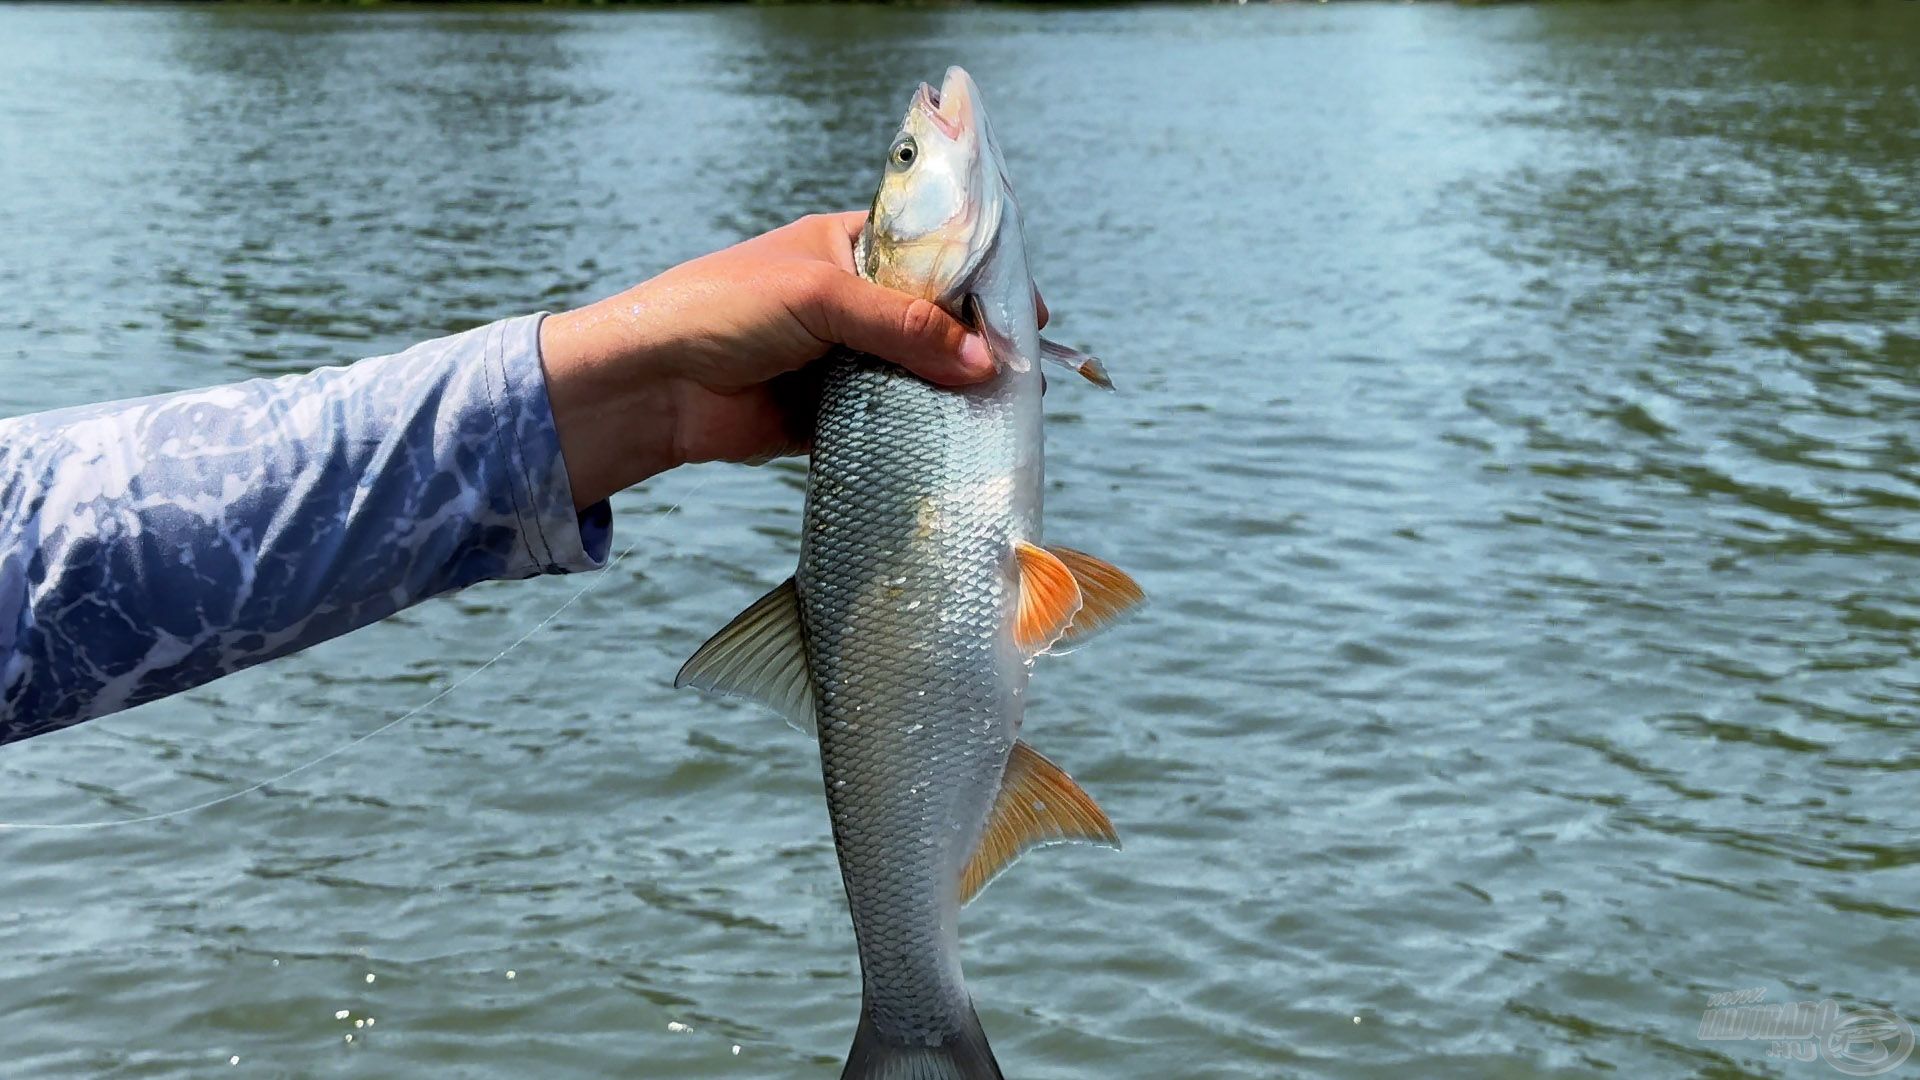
[673, 578, 814, 733]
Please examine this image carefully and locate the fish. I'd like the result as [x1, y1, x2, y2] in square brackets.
[677, 66, 1142, 1080]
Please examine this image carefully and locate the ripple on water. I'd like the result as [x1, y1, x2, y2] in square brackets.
[2, 3, 1920, 1078]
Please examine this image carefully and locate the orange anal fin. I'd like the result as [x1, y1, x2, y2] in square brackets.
[1015, 540, 1082, 654]
[1047, 547, 1144, 651]
[961, 740, 1119, 906]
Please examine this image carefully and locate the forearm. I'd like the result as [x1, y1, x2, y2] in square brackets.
[0, 314, 609, 744]
[539, 299, 686, 508]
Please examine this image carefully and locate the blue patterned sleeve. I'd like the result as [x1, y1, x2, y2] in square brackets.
[0, 313, 612, 745]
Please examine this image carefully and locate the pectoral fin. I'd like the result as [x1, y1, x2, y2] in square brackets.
[1046, 547, 1145, 652]
[674, 578, 814, 734]
[961, 741, 1119, 905]
[1040, 337, 1114, 390]
[1015, 541, 1082, 654]
[966, 293, 1031, 375]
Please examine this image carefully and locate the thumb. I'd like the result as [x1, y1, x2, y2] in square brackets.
[813, 274, 995, 386]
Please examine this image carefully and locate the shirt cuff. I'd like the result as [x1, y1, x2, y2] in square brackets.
[487, 313, 612, 573]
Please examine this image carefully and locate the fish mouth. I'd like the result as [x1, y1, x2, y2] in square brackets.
[915, 66, 974, 140]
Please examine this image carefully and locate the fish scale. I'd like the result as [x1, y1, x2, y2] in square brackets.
[676, 66, 1136, 1080]
[799, 351, 1034, 1046]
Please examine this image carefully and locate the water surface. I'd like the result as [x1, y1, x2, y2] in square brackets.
[2, 3, 1917, 1077]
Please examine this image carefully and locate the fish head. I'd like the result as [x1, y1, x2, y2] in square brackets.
[861, 66, 1009, 306]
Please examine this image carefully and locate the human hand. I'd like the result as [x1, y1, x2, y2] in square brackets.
[539, 212, 1019, 509]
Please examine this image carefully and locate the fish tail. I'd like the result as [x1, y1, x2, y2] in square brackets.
[840, 999, 1003, 1080]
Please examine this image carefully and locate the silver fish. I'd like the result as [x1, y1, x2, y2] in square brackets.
[679, 67, 1140, 1080]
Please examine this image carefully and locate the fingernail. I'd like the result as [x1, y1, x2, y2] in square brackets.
[960, 334, 994, 378]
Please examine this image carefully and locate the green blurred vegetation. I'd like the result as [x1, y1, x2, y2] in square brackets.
[239, 0, 1198, 6]
[236, 0, 1164, 6]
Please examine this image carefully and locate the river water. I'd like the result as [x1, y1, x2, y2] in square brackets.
[1, 3, 1917, 1078]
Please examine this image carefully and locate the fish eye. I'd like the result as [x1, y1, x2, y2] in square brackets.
[891, 138, 917, 168]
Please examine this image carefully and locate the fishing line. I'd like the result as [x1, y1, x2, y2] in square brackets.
[0, 476, 710, 833]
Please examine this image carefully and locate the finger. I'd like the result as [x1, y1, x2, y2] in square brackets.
[828, 210, 868, 240]
[824, 212, 1043, 332]
[818, 211, 868, 274]
[811, 274, 994, 385]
